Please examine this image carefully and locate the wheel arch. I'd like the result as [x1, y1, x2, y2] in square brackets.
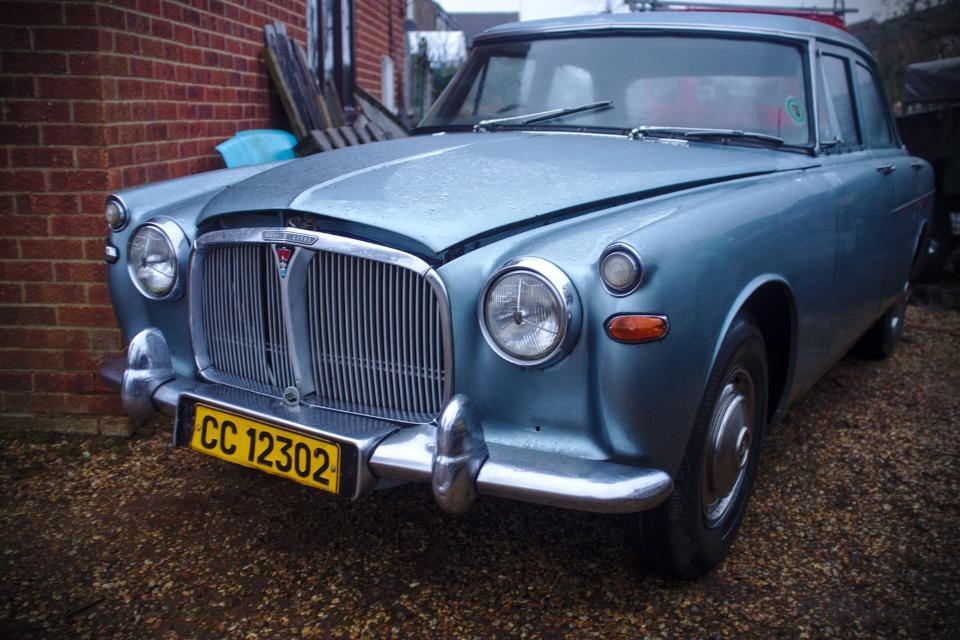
[709, 275, 798, 426]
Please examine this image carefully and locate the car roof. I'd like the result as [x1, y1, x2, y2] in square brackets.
[474, 11, 869, 55]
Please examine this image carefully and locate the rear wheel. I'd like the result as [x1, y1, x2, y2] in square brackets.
[637, 313, 768, 579]
[854, 283, 907, 360]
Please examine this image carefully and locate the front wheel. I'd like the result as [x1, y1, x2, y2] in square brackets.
[637, 313, 768, 579]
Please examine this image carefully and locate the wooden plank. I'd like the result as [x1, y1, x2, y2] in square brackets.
[292, 40, 329, 130]
[262, 46, 307, 138]
[294, 129, 334, 157]
[339, 125, 359, 146]
[324, 127, 348, 149]
[363, 118, 388, 142]
[352, 116, 373, 144]
[354, 85, 408, 139]
[323, 79, 347, 128]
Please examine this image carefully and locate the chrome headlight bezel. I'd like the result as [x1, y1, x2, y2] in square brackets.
[478, 257, 581, 368]
[105, 195, 129, 231]
[599, 242, 643, 296]
[126, 216, 189, 301]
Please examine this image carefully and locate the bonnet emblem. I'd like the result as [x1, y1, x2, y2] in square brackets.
[275, 245, 294, 278]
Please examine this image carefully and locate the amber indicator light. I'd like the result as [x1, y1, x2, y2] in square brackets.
[606, 315, 669, 343]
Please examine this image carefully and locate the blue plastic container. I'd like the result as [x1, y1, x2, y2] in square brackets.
[216, 129, 297, 168]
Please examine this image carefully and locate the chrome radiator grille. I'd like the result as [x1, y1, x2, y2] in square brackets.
[193, 230, 450, 423]
[200, 244, 295, 394]
[307, 252, 445, 419]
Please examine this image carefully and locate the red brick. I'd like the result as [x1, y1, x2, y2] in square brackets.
[55, 261, 104, 282]
[36, 76, 103, 100]
[1, 391, 67, 413]
[1, 52, 68, 74]
[0, 305, 57, 326]
[20, 238, 84, 259]
[41, 124, 104, 146]
[33, 371, 95, 393]
[0, 283, 22, 303]
[50, 214, 105, 237]
[0, 371, 32, 392]
[0, 260, 54, 282]
[0, 349, 64, 371]
[63, 393, 122, 415]
[0, 327, 88, 350]
[0, 2, 63, 26]
[90, 327, 121, 350]
[15, 193, 78, 215]
[64, 3, 99, 26]
[73, 100, 109, 123]
[9, 147, 74, 169]
[2, 100, 71, 123]
[25, 282, 86, 303]
[67, 53, 102, 75]
[0, 75, 35, 99]
[57, 305, 115, 327]
[0, 124, 39, 145]
[86, 282, 112, 305]
[0, 216, 49, 237]
[33, 27, 101, 52]
[49, 170, 112, 191]
[0, 170, 45, 192]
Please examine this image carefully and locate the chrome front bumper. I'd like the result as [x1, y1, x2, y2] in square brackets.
[100, 329, 673, 515]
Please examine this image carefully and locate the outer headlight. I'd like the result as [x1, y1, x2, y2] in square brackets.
[127, 218, 187, 299]
[479, 257, 581, 367]
[105, 196, 128, 230]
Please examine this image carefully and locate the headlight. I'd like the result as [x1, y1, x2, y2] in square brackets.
[127, 218, 187, 299]
[105, 197, 128, 230]
[599, 243, 642, 295]
[479, 257, 580, 367]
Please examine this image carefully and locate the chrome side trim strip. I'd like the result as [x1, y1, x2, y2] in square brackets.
[892, 188, 935, 214]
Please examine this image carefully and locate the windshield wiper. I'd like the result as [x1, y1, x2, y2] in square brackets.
[474, 100, 613, 131]
[630, 126, 785, 146]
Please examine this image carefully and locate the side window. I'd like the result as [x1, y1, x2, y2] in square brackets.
[854, 63, 895, 147]
[817, 54, 859, 146]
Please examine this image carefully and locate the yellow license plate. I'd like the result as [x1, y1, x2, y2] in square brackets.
[190, 404, 340, 494]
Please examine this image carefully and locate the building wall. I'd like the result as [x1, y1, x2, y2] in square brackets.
[0, 0, 402, 432]
[354, 0, 404, 110]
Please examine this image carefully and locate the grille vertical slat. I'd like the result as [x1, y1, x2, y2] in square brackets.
[198, 242, 446, 422]
[201, 245, 295, 395]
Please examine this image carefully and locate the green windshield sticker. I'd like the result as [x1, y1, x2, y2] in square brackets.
[785, 96, 805, 125]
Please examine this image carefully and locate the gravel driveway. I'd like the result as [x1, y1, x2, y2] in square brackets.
[1, 300, 958, 639]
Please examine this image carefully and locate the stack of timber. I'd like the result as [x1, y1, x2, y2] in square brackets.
[262, 22, 409, 156]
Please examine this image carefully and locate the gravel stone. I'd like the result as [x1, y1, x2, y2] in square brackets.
[0, 301, 957, 639]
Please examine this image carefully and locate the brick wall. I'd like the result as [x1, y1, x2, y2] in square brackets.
[0, 0, 403, 433]
[354, 0, 405, 110]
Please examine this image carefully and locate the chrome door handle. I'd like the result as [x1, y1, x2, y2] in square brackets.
[910, 161, 924, 170]
[876, 165, 896, 175]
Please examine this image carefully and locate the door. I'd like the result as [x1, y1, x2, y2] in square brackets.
[852, 58, 930, 306]
[816, 47, 891, 357]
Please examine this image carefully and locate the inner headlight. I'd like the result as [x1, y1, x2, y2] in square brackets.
[127, 220, 184, 299]
[479, 258, 580, 367]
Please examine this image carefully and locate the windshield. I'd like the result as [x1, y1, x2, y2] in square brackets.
[421, 35, 812, 145]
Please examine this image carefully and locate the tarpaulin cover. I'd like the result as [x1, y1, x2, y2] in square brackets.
[904, 57, 960, 104]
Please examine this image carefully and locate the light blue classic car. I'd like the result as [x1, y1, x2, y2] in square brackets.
[99, 12, 934, 578]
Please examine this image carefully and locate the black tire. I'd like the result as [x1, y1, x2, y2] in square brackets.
[637, 313, 768, 580]
[853, 285, 907, 360]
[911, 208, 951, 284]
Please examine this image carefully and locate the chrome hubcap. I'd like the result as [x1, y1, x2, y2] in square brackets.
[702, 367, 755, 528]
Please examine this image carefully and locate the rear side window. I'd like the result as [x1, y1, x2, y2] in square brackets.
[855, 63, 895, 147]
[818, 54, 859, 145]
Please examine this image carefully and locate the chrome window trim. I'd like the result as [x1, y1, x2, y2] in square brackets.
[599, 242, 643, 297]
[188, 227, 454, 425]
[127, 216, 189, 301]
[478, 256, 582, 368]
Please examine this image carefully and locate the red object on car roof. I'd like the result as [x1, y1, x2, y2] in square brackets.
[633, 1, 854, 32]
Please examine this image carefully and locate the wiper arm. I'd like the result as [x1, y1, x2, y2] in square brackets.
[630, 126, 784, 146]
[474, 100, 613, 131]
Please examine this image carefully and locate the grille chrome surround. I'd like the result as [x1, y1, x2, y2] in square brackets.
[190, 228, 453, 423]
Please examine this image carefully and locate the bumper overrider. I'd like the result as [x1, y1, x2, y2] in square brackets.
[100, 328, 673, 514]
